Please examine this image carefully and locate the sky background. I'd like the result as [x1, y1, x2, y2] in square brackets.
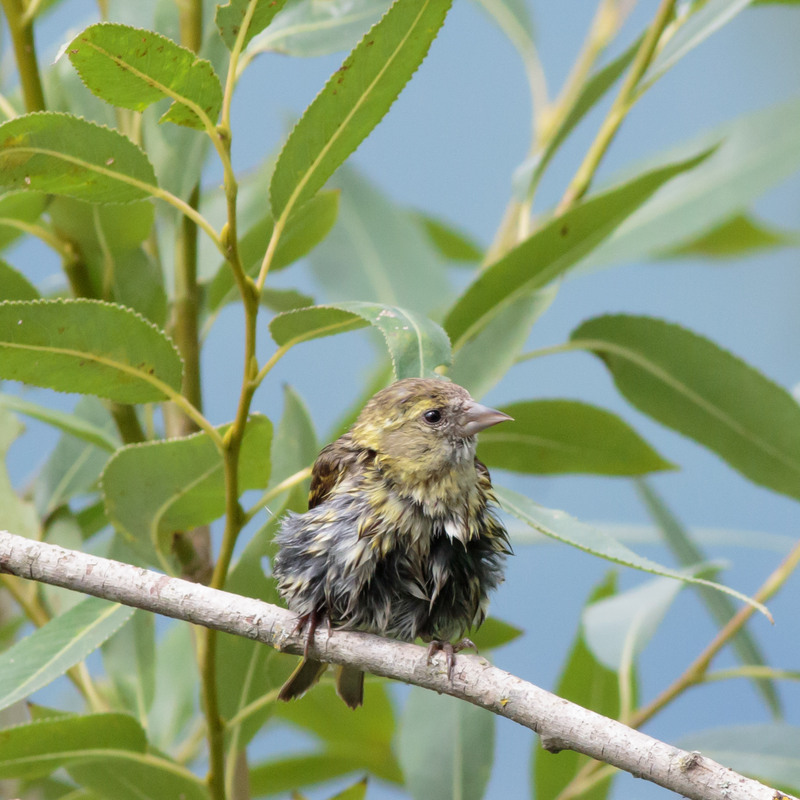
[7, 0, 800, 798]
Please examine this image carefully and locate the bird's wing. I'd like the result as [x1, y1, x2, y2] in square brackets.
[308, 435, 362, 509]
[474, 457, 493, 486]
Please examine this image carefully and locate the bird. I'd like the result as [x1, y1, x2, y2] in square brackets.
[271, 377, 512, 708]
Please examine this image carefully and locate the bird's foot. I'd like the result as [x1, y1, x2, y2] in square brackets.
[426, 638, 477, 680]
[293, 609, 328, 659]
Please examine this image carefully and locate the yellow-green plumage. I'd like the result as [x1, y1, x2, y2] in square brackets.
[272, 378, 512, 708]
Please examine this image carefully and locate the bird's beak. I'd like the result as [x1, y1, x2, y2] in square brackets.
[460, 401, 513, 436]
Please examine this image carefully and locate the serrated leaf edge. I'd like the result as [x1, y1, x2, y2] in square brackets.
[0, 298, 184, 400]
[66, 23, 222, 130]
[0, 111, 159, 205]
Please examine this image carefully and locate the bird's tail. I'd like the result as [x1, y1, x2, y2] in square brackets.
[278, 659, 364, 709]
[278, 658, 328, 702]
[335, 666, 364, 709]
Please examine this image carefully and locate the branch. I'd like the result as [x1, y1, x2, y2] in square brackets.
[0, 531, 790, 800]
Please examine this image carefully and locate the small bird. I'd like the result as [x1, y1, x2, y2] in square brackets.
[272, 378, 512, 708]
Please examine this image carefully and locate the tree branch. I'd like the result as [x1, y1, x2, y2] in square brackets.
[0, 530, 790, 800]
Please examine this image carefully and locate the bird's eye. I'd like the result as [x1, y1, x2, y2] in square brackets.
[423, 409, 443, 424]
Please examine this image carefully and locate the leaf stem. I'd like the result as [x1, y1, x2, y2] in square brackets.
[486, 0, 626, 261]
[630, 536, 800, 728]
[196, 12, 274, 794]
[243, 465, 313, 524]
[253, 342, 291, 387]
[557, 0, 677, 212]
[537, 0, 621, 147]
[0, 91, 17, 120]
[255, 215, 287, 293]
[108, 402, 146, 444]
[169, 182, 205, 425]
[225, 688, 280, 731]
[703, 666, 800, 684]
[19, 0, 45, 25]
[0, 0, 46, 112]
[0, 218, 73, 258]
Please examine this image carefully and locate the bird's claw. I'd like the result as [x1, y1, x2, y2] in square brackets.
[293, 609, 328, 659]
[426, 638, 478, 680]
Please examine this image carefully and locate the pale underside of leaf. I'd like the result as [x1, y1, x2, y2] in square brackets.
[495, 485, 770, 619]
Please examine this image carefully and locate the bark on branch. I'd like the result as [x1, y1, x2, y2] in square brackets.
[0, 530, 788, 800]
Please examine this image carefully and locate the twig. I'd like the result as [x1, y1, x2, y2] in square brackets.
[0, 530, 791, 800]
[557, 0, 677, 212]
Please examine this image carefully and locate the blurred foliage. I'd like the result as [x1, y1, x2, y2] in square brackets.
[0, 0, 798, 799]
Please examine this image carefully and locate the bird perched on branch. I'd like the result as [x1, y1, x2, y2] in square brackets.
[272, 377, 512, 708]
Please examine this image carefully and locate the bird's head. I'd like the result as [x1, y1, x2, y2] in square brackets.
[351, 378, 512, 475]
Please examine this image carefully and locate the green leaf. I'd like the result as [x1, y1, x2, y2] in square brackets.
[274, 683, 402, 784]
[643, 0, 754, 87]
[245, 0, 389, 58]
[216, 630, 280, 748]
[409, 210, 483, 262]
[495, 485, 770, 617]
[259, 287, 315, 313]
[510, 520, 796, 553]
[270, 383, 318, 487]
[206, 190, 339, 313]
[534, 574, 621, 800]
[218, 505, 286, 745]
[582, 572, 692, 671]
[142, 110, 209, 199]
[68, 750, 209, 800]
[250, 753, 367, 798]
[33, 397, 117, 517]
[678, 724, 800, 794]
[103, 414, 271, 558]
[146, 620, 198, 752]
[75, 499, 109, 539]
[49, 196, 155, 255]
[658, 213, 797, 259]
[0, 406, 39, 539]
[329, 778, 368, 800]
[269, 0, 452, 218]
[469, 616, 523, 651]
[477, 399, 674, 476]
[514, 38, 639, 201]
[65, 23, 223, 129]
[307, 167, 449, 314]
[102, 609, 156, 723]
[0, 393, 119, 452]
[585, 98, 800, 268]
[0, 597, 134, 713]
[216, 0, 290, 50]
[0, 258, 39, 299]
[448, 287, 556, 400]
[444, 150, 710, 349]
[397, 688, 494, 800]
[0, 299, 182, 403]
[46, 196, 167, 325]
[270, 301, 451, 379]
[636, 479, 781, 717]
[0, 192, 47, 251]
[105, 248, 168, 327]
[570, 315, 800, 501]
[0, 112, 158, 203]
[0, 714, 145, 780]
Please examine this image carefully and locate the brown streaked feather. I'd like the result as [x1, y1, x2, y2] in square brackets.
[308, 436, 359, 508]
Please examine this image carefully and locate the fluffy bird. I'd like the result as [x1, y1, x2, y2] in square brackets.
[272, 378, 512, 708]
